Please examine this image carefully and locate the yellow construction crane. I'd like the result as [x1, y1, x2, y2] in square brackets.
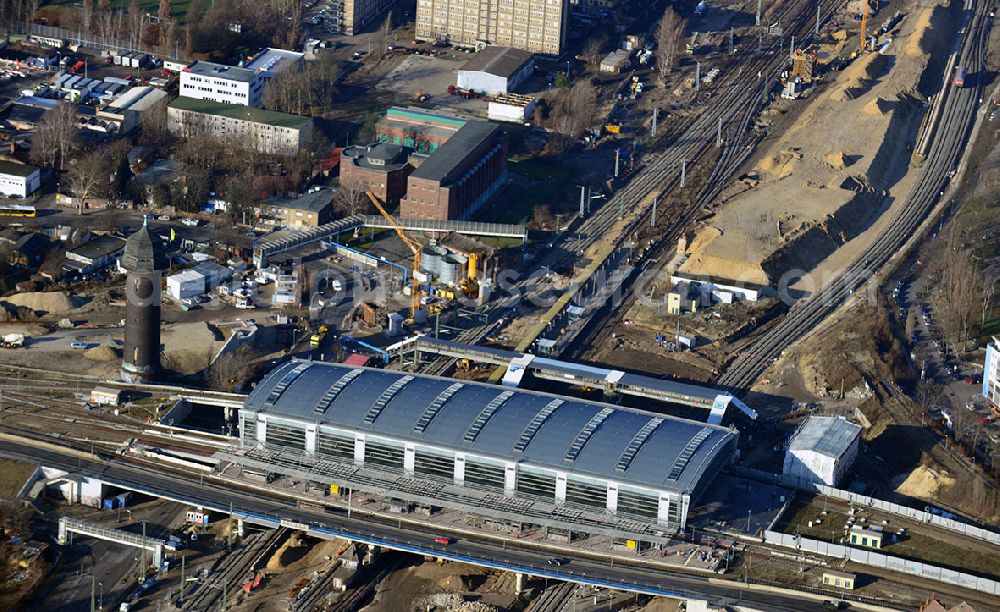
[366, 191, 421, 319]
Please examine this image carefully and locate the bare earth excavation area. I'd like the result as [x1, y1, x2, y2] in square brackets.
[680, 0, 952, 287]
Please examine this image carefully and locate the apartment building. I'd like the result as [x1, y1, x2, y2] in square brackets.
[166, 97, 313, 157]
[341, 0, 394, 34]
[415, 0, 568, 55]
[180, 61, 265, 108]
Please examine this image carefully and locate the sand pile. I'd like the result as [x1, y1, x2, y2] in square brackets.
[1, 292, 77, 315]
[757, 148, 803, 180]
[896, 465, 955, 498]
[905, 4, 947, 57]
[161, 322, 225, 375]
[265, 533, 308, 571]
[84, 346, 119, 362]
[824, 151, 849, 170]
[862, 96, 895, 116]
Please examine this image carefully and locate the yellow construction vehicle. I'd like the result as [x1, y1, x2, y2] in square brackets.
[309, 324, 329, 347]
[461, 252, 480, 298]
[366, 192, 422, 320]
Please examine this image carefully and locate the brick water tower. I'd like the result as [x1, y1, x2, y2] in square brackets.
[121, 218, 168, 382]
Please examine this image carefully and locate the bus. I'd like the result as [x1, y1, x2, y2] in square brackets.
[0, 203, 36, 217]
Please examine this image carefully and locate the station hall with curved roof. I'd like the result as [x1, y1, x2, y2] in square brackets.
[239, 359, 739, 529]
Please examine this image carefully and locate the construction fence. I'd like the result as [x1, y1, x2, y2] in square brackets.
[732, 466, 1000, 546]
[763, 530, 1000, 597]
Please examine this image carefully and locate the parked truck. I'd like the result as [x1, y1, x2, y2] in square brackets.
[2, 333, 25, 348]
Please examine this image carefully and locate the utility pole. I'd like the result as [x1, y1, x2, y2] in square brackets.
[716, 117, 723, 147]
[695, 62, 701, 92]
[227, 502, 234, 551]
[756, 0, 762, 26]
[90, 575, 96, 612]
[614, 149, 620, 177]
[729, 28, 734, 54]
[651, 106, 658, 138]
[790, 35, 795, 55]
[816, 2, 821, 35]
[680, 160, 686, 187]
[180, 554, 186, 608]
[651, 197, 657, 227]
[579, 186, 586, 216]
[140, 521, 147, 582]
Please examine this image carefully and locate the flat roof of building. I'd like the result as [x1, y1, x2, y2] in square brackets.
[409, 121, 500, 184]
[184, 61, 257, 82]
[268, 188, 334, 213]
[244, 360, 738, 495]
[0, 160, 38, 177]
[459, 46, 533, 78]
[245, 48, 304, 75]
[168, 96, 311, 130]
[104, 86, 168, 113]
[69, 235, 126, 261]
[788, 416, 861, 458]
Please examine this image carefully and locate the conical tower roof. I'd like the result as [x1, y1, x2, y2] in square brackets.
[121, 218, 168, 272]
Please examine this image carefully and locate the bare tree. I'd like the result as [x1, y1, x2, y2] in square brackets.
[128, 0, 143, 49]
[940, 224, 981, 348]
[29, 102, 78, 171]
[654, 7, 686, 83]
[548, 80, 597, 142]
[223, 172, 259, 225]
[263, 55, 339, 116]
[65, 148, 111, 215]
[334, 178, 372, 217]
[582, 32, 608, 68]
[98, 0, 110, 10]
[26, 0, 41, 34]
[81, 0, 94, 34]
[139, 97, 173, 150]
[206, 345, 260, 391]
[371, 11, 393, 60]
[158, 0, 172, 22]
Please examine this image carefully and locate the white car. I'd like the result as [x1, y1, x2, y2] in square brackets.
[70, 341, 89, 349]
[331, 279, 343, 292]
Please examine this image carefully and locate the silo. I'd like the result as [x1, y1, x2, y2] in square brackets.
[439, 254, 466, 286]
[421, 246, 446, 278]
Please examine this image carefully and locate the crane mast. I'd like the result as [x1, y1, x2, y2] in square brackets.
[366, 192, 422, 320]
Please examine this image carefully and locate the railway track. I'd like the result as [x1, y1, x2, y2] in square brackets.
[180, 528, 288, 611]
[417, 0, 834, 375]
[527, 581, 575, 612]
[717, 0, 992, 391]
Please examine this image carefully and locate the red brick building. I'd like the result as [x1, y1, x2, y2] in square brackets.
[339, 143, 412, 208]
[339, 107, 509, 221]
[400, 121, 508, 221]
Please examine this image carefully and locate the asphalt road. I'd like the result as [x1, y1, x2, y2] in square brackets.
[0, 438, 832, 611]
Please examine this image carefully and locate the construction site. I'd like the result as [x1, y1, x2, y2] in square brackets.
[0, 0, 997, 607]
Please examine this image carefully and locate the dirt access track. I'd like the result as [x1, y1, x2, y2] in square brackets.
[680, 0, 956, 289]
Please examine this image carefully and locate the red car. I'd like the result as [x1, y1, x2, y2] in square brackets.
[434, 537, 452, 545]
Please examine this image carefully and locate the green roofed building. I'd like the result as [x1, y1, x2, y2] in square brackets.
[167, 97, 313, 157]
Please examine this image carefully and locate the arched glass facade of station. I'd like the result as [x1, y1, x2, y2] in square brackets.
[238, 360, 738, 530]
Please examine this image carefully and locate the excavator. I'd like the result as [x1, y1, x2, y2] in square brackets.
[366, 192, 421, 321]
